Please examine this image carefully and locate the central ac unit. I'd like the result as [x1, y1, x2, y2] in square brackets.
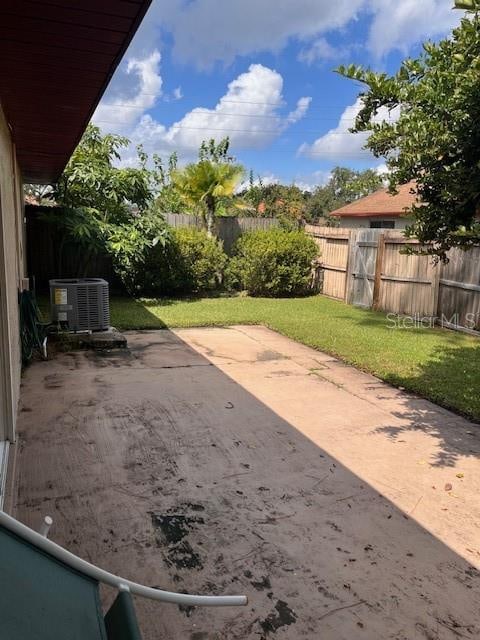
[49, 278, 110, 332]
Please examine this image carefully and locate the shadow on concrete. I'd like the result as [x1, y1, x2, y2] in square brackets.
[372, 341, 480, 467]
[10, 329, 480, 640]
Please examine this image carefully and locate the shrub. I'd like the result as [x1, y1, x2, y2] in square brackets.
[142, 226, 227, 295]
[227, 228, 318, 297]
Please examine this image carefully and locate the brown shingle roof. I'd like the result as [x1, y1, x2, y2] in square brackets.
[331, 181, 418, 218]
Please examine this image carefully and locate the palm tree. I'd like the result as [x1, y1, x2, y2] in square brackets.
[172, 161, 245, 237]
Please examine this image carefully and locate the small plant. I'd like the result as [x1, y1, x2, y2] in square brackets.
[227, 228, 318, 297]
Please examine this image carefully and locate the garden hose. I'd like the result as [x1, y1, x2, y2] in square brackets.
[19, 290, 49, 364]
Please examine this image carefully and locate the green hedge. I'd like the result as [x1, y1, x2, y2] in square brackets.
[227, 228, 318, 296]
[142, 227, 227, 295]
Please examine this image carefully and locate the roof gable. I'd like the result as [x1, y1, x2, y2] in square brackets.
[331, 182, 418, 218]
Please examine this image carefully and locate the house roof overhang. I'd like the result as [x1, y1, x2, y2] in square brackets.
[331, 211, 409, 218]
[0, 0, 152, 183]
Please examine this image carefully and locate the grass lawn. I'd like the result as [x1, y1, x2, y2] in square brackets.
[104, 294, 480, 422]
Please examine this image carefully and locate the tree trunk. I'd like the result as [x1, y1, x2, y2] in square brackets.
[206, 200, 215, 238]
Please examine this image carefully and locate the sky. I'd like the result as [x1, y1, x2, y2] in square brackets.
[92, 0, 463, 191]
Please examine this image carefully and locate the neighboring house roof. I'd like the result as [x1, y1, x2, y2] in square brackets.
[330, 182, 418, 218]
[0, 0, 152, 183]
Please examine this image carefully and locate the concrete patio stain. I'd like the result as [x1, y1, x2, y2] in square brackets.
[8, 326, 480, 639]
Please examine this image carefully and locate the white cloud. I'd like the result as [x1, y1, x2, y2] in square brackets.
[126, 64, 311, 159]
[238, 173, 280, 192]
[292, 170, 332, 192]
[293, 180, 316, 193]
[374, 162, 389, 176]
[367, 0, 463, 58]
[173, 86, 183, 100]
[238, 169, 331, 193]
[287, 97, 312, 124]
[299, 97, 399, 161]
[298, 37, 340, 64]
[134, 0, 365, 69]
[126, 0, 462, 70]
[92, 50, 162, 131]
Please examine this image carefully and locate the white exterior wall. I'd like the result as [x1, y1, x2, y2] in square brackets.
[0, 103, 26, 443]
[336, 216, 411, 230]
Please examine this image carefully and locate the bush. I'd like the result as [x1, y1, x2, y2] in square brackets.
[227, 228, 318, 297]
[141, 226, 227, 295]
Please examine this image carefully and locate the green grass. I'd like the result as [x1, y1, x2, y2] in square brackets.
[105, 294, 480, 422]
[39, 293, 480, 421]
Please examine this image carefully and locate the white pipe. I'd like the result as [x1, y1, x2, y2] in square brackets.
[0, 511, 247, 607]
[39, 515, 53, 538]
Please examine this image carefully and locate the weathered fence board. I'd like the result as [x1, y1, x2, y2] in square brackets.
[438, 246, 480, 332]
[305, 224, 480, 336]
[165, 213, 278, 253]
[349, 229, 378, 308]
[305, 225, 350, 300]
[377, 233, 438, 318]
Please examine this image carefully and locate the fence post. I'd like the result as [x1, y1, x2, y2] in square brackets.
[431, 258, 441, 321]
[344, 229, 356, 304]
[372, 232, 385, 311]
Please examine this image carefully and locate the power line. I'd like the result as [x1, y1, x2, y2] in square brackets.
[99, 94, 384, 110]
[95, 103, 397, 123]
[92, 119, 393, 135]
[101, 93, 349, 106]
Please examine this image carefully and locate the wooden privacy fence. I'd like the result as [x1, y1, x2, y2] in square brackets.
[26, 207, 279, 288]
[305, 225, 480, 335]
[165, 213, 278, 253]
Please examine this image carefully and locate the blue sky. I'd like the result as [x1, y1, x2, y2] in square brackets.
[93, 0, 462, 190]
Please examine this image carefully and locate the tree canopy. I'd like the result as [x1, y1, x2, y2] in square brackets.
[239, 167, 382, 228]
[338, 5, 480, 257]
[171, 148, 244, 236]
[54, 124, 151, 222]
[306, 167, 383, 223]
[46, 124, 167, 285]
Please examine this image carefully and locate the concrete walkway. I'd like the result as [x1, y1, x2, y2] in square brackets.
[9, 326, 480, 639]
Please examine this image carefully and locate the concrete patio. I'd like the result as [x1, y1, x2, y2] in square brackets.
[7, 326, 480, 639]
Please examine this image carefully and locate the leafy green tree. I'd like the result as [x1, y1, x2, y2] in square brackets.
[54, 124, 151, 222]
[239, 168, 382, 226]
[306, 167, 383, 223]
[198, 137, 235, 163]
[147, 150, 185, 214]
[239, 181, 310, 226]
[171, 160, 245, 236]
[262, 184, 308, 228]
[148, 137, 236, 216]
[45, 124, 166, 284]
[338, 4, 480, 257]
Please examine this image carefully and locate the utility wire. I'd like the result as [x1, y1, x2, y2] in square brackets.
[95, 102, 397, 122]
[99, 94, 373, 109]
[92, 120, 391, 135]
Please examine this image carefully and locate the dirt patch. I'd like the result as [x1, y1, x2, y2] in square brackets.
[260, 600, 297, 636]
[150, 509, 205, 570]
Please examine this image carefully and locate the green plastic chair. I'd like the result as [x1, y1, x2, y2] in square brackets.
[0, 512, 247, 639]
